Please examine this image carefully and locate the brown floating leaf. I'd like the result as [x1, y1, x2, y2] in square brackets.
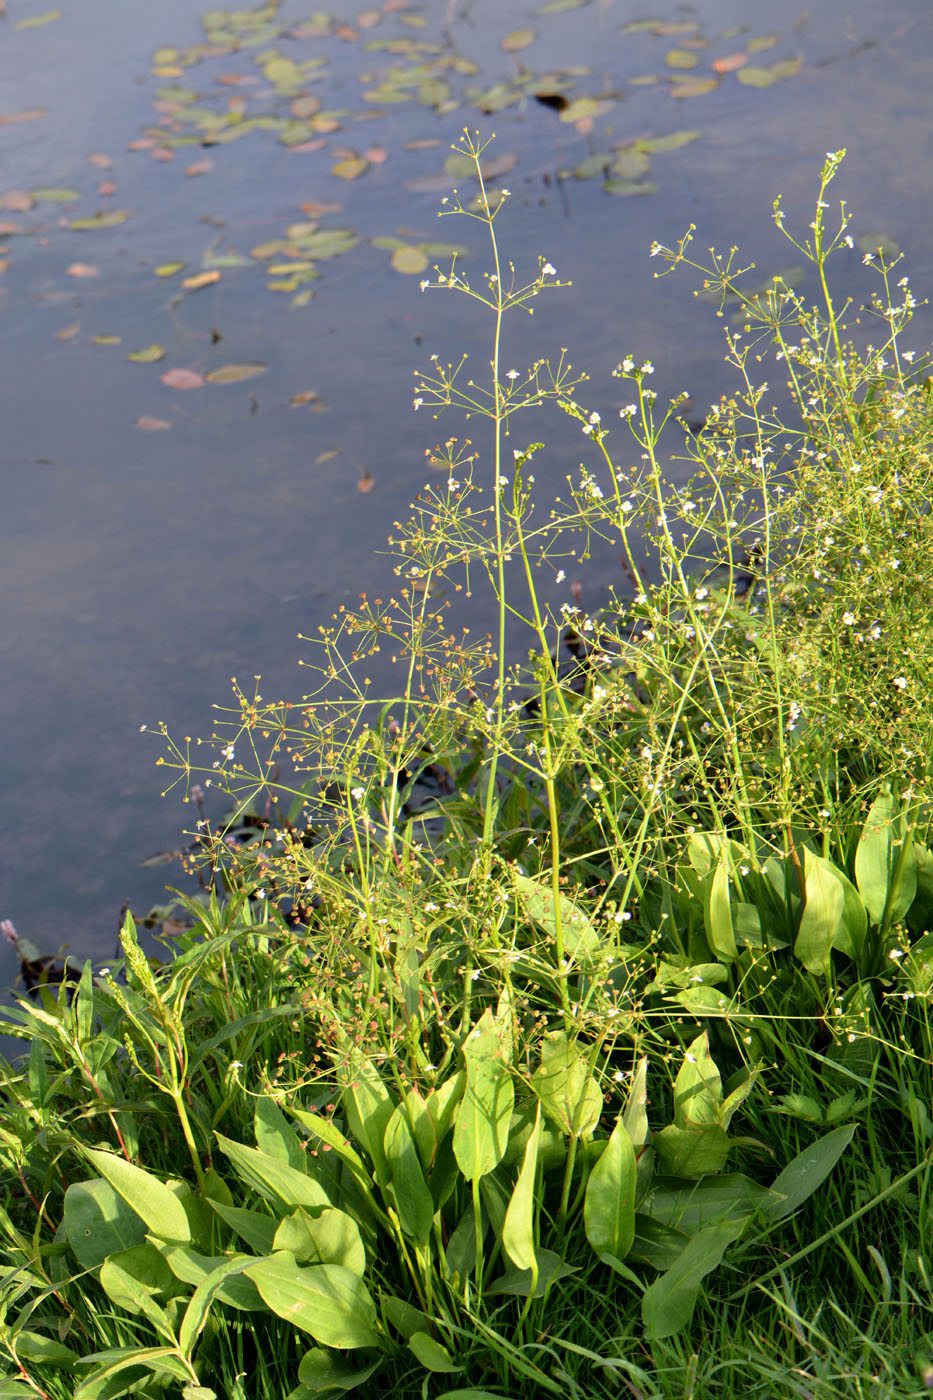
[136, 416, 172, 430]
[299, 201, 342, 217]
[56, 323, 80, 341]
[98, 180, 117, 196]
[0, 109, 48, 125]
[502, 27, 536, 51]
[161, 368, 204, 389]
[290, 95, 321, 119]
[66, 263, 99, 277]
[186, 159, 213, 176]
[404, 137, 442, 150]
[357, 8, 381, 26]
[365, 146, 388, 163]
[181, 270, 221, 290]
[315, 449, 339, 464]
[0, 220, 22, 235]
[128, 344, 166, 363]
[126, 137, 157, 150]
[291, 390, 319, 406]
[3, 190, 34, 211]
[206, 363, 267, 384]
[357, 468, 375, 493]
[712, 52, 747, 73]
[88, 153, 113, 168]
[151, 146, 175, 162]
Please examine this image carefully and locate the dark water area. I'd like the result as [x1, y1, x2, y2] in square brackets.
[1, 0, 932, 980]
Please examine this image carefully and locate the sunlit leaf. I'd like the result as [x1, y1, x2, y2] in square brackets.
[181, 270, 221, 289]
[92, 335, 121, 345]
[68, 210, 132, 230]
[206, 363, 267, 384]
[536, 0, 589, 11]
[559, 96, 615, 123]
[67, 263, 99, 277]
[155, 262, 187, 277]
[332, 156, 370, 180]
[712, 52, 747, 73]
[14, 10, 60, 28]
[737, 58, 801, 86]
[136, 417, 172, 430]
[502, 28, 536, 52]
[666, 49, 699, 69]
[161, 368, 205, 389]
[31, 186, 79, 201]
[391, 245, 429, 274]
[669, 76, 719, 96]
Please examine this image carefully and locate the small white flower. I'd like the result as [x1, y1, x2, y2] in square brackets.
[842, 611, 856, 626]
[413, 397, 424, 410]
[222, 744, 235, 761]
[893, 676, 908, 690]
[620, 404, 637, 418]
[889, 947, 905, 960]
[420, 279, 429, 291]
[351, 786, 365, 799]
[506, 368, 520, 380]
[255, 888, 266, 900]
[588, 411, 601, 424]
[890, 558, 900, 569]
[622, 357, 635, 373]
[694, 586, 709, 600]
[498, 474, 509, 487]
[641, 360, 654, 374]
[621, 499, 634, 512]
[448, 477, 460, 490]
[542, 261, 556, 276]
[555, 569, 566, 583]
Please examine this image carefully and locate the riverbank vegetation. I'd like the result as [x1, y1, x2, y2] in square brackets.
[2, 140, 933, 1399]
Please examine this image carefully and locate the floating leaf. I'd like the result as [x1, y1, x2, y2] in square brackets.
[635, 129, 701, 153]
[161, 368, 205, 389]
[712, 52, 747, 73]
[68, 210, 131, 230]
[155, 262, 186, 277]
[56, 322, 81, 341]
[332, 156, 370, 180]
[15, 10, 60, 28]
[737, 58, 801, 87]
[670, 76, 719, 97]
[206, 363, 267, 384]
[666, 49, 699, 69]
[391, 245, 428, 275]
[612, 149, 652, 179]
[136, 417, 172, 430]
[0, 109, 48, 124]
[537, 0, 589, 10]
[605, 179, 659, 197]
[181, 270, 221, 289]
[559, 96, 615, 123]
[480, 151, 517, 179]
[66, 263, 99, 277]
[128, 344, 167, 363]
[857, 233, 900, 259]
[186, 159, 213, 176]
[502, 28, 536, 52]
[3, 190, 34, 211]
[357, 469, 375, 493]
[92, 335, 121, 345]
[747, 34, 779, 53]
[291, 390, 319, 406]
[32, 186, 79, 202]
[0, 219, 23, 234]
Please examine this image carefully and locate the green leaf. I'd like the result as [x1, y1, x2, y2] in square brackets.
[584, 1109, 636, 1262]
[100, 1257, 174, 1339]
[502, 28, 536, 51]
[653, 1123, 731, 1177]
[622, 1056, 650, 1148]
[297, 1347, 381, 1393]
[409, 1331, 461, 1373]
[383, 1103, 434, 1243]
[179, 1255, 257, 1355]
[68, 210, 132, 230]
[646, 1174, 780, 1233]
[855, 788, 917, 926]
[672, 1033, 722, 1126]
[764, 1124, 856, 1220]
[31, 186, 79, 202]
[208, 1201, 278, 1255]
[391, 244, 429, 275]
[255, 1097, 308, 1170]
[12, 1332, 78, 1367]
[337, 1051, 394, 1185]
[532, 1031, 602, 1138]
[83, 1149, 190, 1244]
[642, 1220, 745, 1338]
[453, 1009, 514, 1180]
[486, 1247, 575, 1297]
[273, 1206, 366, 1276]
[73, 1346, 190, 1400]
[157, 1244, 265, 1312]
[665, 48, 699, 68]
[706, 854, 738, 959]
[795, 852, 845, 976]
[502, 1106, 541, 1277]
[215, 1133, 331, 1213]
[244, 1253, 381, 1350]
[513, 872, 602, 966]
[128, 344, 166, 362]
[64, 1179, 147, 1269]
[381, 1295, 432, 1340]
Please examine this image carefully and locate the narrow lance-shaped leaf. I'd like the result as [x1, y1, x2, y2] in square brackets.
[641, 1219, 746, 1339]
[502, 1106, 541, 1281]
[584, 1109, 637, 1265]
[794, 854, 845, 976]
[855, 787, 917, 925]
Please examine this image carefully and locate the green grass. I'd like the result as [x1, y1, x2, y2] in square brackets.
[3, 137, 933, 1399]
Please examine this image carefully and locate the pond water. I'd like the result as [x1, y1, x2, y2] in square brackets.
[2, 0, 932, 979]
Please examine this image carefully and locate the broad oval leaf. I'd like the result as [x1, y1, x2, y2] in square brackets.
[795, 853, 845, 976]
[453, 1009, 514, 1180]
[244, 1252, 381, 1350]
[274, 1205, 366, 1275]
[83, 1149, 191, 1243]
[855, 788, 917, 926]
[64, 1179, 147, 1269]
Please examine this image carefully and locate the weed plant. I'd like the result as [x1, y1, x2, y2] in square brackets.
[2, 138, 933, 1398]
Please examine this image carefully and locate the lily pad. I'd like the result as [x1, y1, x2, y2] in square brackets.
[736, 58, 801, 86]
[332, 156, 369, 180]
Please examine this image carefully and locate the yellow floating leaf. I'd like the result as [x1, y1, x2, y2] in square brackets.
[155, 262, 187, 277]
[666, 49, 699, 69]
[502, 27, 536, 51]
[670, 76, 719, 97]
[391, 244, 428, 275]
[92, 334, 122, 345]
[15, 9, 60, 28]
[181, 270, 221, 289]
[206, 363, 267, 384]
[332, 156, 370, 180]
[128, 344, 166, 363]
